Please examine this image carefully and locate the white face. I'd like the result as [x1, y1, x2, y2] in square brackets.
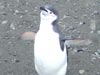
[40, 9, 58, 23]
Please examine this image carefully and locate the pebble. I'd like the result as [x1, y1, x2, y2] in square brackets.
[79, 21, 86, 25]
[90, 30, 94, 34]
[34, 6, 38, 12]
[24, 10, 28, 13]
[73, 48, 78, 53]
[79, 69, 85, 74]
[91, 56, 97, 61]
[12, 58, 20, 63]
[94, 52, 99, 57]
[72, 48, 87, 53]
[15, 10, 19, 13]
[68, 26, 75, 31]
[83, 14, 87, 18]
[97, 30, 100, 34]
[74, 16, 78, 19]
[10, 23, 16, 30]
[97, 49, 100, 54]
[17, 0, 20, 2]
[96, 72, 100, 75]
[20, 15, 23, 18]
[2, 20, 8, 24]
[91, 51, 100, 60]
[63, 14, 68, 19]
[0, 4, 5, 9]
[90, 20, 96, 31]
[91, 10, 99, 16]
[13, 9, 20, 15]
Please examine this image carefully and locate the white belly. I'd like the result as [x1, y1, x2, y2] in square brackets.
[34, 32, 67, 75]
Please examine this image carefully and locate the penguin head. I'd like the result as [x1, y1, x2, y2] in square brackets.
[40, 4, 58, 24]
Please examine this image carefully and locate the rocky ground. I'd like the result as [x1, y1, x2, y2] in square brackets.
[0, 0, 100, 75]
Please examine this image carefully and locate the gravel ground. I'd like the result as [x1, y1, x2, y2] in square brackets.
[0, 0, 100, 75]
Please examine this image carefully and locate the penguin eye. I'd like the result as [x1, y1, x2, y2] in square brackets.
[50, 11, 53, 14]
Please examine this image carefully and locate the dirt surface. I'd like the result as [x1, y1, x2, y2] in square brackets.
[0, 0, 100, 75]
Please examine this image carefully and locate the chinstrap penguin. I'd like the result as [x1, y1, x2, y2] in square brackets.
[34, 4, 68, 75]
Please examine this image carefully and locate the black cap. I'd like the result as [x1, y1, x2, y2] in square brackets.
[40, 4, 58, 15]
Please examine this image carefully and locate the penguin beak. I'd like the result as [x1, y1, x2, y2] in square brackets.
[40, 7, 48, 12]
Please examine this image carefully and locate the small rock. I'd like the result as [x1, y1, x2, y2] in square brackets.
[24, 10, 28, 13]
[83, 14, 87, 18]
[14, 9, 20, 15]
[91, 10, 99, 16]
[91, 51, 100, 59]
[4, 59, 8, 63]
[97, 49, 100, 54]
[10, 23, 16, 30]
[17, 0, 19, 2]
[94, 52, 100, 57]
[63, 15, 68, 19]
[68, 26, 75, 31]
[79, 21, 86, 25]
[0, 3, 5, 9]
[74, 16, 78, 19]
[90, 20, 96, 31]
[20, 15, 23, 18]
[96, 72, 100, 75]
[97, 30, 100, 34]
[91, 56, 97, 60]
[12, 58, 20, 63]
[34, 6, 38, 12]
[15, 10, 19, 13]
[2, 20, 8, 24]
[73, 48, 85, 53]
[15, 59, 20, 63]
[79, 69, 85, 74]
[77, 49, 84, 52]
[90, 30, 94, 34]
[55, 0, 58, 2]
[73, 48, 78, 53]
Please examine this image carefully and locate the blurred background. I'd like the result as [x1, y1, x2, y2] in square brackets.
[0, 0, 100, 75]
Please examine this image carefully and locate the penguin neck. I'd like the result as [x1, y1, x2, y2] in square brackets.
[39, 19, 54, 32]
